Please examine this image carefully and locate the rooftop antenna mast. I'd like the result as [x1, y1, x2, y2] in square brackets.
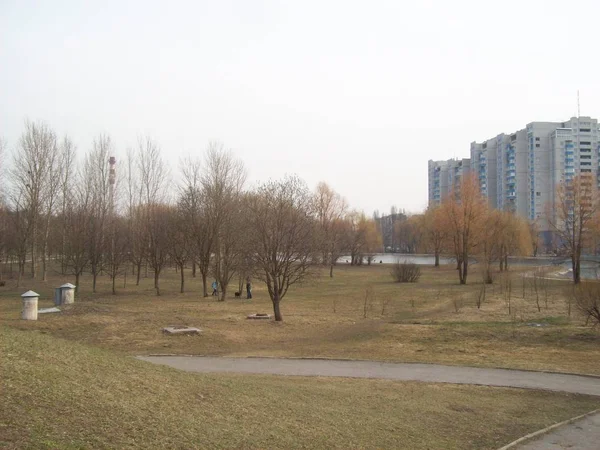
[577, 90, 581, 118]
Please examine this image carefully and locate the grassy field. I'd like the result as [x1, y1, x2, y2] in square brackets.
[2, 326, 599, 450]
[1, 263, 599, 375]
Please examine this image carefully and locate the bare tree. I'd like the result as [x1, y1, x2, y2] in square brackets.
[145, 203, 171, 295]
[84, 135, 113, 292]
[345, 212, 381, 266]
[201, 144, 246, 301]
[58, 136, 76, 274]
[63, 170, 92, 291]
[247, 176, 318, 321]
[137, 137, 170, 295]
[179, 156, 212, 296]
[105, 215, 128, 295]
[10, 120, 59, 279]
[314, 182, 348, 277]
[0, 138, 7, 278]
[7, 191, 30, 286]
[548, 175, 599, 284]
[168, 204, 190, 293]
[124, 148, 146, 285]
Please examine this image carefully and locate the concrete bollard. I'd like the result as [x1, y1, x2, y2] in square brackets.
[60, 283, 76, 305]
[21, 290, 40, 320]
[54, 288, 62, 306]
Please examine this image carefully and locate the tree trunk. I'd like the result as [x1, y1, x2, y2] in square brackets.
[180, 264, 185, 293]
[434, 252, 440, 267]
[504, 254, 509, 271]
[92, 272, 97, 293]
[272, 295, 283, 321]
[201, 272, 208, 297]
[155, 270, 160, 296]
[31, 239, 36, 279]
[42, 254, 47, 281]
[136, 261, 142, 286]
[112, 274, 116, 295]
[220, 284, 226, 301]
[75, 272, 80, 293]
[329, 263, 334, 278]
[573, 255, 581, 284]
[192, 261, 196, 278]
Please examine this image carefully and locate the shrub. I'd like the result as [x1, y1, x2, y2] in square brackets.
[573, 283, 600, 327]
[391, 261, 421, 283]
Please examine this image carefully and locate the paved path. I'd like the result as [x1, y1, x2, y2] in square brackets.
[515, 412, 600, 449]
[137, 356, 600, 396]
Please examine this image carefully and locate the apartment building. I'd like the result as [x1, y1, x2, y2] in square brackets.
[428, 116, 600, 238]
[427, 158, 471, 206]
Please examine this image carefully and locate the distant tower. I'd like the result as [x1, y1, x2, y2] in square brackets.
[109, 156, 116, 215]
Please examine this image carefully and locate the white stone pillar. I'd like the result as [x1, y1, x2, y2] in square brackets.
[21, 290, 40, 320]
[60, 283, 76, 305]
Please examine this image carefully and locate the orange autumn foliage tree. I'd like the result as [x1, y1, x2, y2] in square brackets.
[440, 174, 487, 284]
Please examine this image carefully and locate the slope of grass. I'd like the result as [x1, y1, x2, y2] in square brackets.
[1, 326, 599, 450]
[1, 264, 599, 374]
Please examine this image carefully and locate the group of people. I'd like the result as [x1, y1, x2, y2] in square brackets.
[211, 278, 252, 299]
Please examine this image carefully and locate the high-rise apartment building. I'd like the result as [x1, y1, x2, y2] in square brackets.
[428, 158, 471, 206]
[428, 116, 600, 238]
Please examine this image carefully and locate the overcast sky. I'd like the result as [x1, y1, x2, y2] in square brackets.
[2, 0, 600, 214]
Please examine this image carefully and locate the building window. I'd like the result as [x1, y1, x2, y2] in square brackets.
[535, 137, 540, 141]
[536, 192, 541, 196]
[536, 144, 540, 147]
[581, 128, 591, 132]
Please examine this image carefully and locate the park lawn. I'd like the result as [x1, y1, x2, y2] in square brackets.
[1, 326, 599, 450]
[1, 264, 599, 375]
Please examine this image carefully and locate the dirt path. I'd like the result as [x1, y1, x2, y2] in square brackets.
[137, 356, 600, 396]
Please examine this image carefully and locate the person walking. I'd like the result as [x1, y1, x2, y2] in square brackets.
[246, 278, 252, 299]
[211, 280, 218, 296]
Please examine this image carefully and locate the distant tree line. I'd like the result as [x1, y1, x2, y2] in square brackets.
[1, 121, 596, 320]
[0, 120, 384, 320]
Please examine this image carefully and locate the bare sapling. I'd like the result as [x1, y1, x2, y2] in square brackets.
[510, 305, 519, 338]
[476, 283, 486, 309]
[532, 269, 541, 312]
[363, 286, 375, 318]
[452, 292, 463, 313]
[381, 295, 391, 316]
[502, 274, 512, 315]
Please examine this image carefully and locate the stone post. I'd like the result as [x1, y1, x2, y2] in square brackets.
[60, 283, 76, 305]
[54, 288, 62, 306]
[21, 290, 40, 320]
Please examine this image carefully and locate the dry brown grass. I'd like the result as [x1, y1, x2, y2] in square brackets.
[2, 326, 599, 450]
[1, 263, 599, 374]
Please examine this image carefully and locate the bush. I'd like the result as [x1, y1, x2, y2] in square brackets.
[391, 261, 421, 283]
[573, 283, 600, 326]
